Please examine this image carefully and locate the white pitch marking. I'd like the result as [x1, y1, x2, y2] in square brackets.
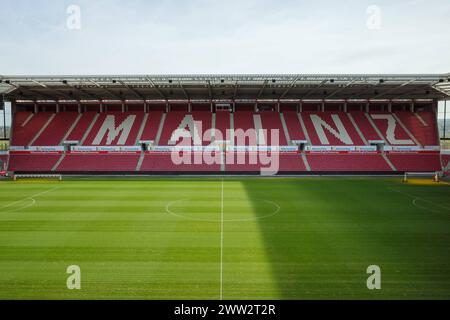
[388, 187, 450, 212]
[220, 178, 224, 300]
[0, 187, 60, 212]
[165, 198, 280, 222]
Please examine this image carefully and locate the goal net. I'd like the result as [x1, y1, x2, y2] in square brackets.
[402, 172, 440, 183]
[13, 174, 62, 181]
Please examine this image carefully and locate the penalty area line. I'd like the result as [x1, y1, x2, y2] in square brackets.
[0, 186, 61, 211]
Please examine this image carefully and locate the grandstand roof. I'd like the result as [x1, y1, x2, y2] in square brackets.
[1, 74, 449, 102]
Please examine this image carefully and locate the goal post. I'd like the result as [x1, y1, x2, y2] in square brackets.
[13, 174, 62, 181]
[402, 172, 440, 183]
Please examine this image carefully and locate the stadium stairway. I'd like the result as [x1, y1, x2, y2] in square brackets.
[154, 113, 166, 145]
[28, 113, 56, 146]
[135, 152, 145, 171]
[381, 153, 397, 171]
[306, 152, 393, 172]
[391, 113, 421, 146]
[282, 111, 306, 143]
[386, 153, 442, 172]
[60, 113, 83, 144]
[370, 112, 418, 146]
[395, 111, 439, 146]
[139, 111, 164, 142]
[134, 113, 149, 144]
[346, 113, 368, 145]
[300, 152, 311, 171]
[52, 153, 66, 171]
[279, 113, 293, 145]
[9, 153, 62, 172]
[80, 113, 99, 145]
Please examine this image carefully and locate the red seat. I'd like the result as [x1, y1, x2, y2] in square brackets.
[306, 153, 392, 171]
[8, 153, 61, 171]
[387, 153, 441, 172]
[57, 153, 140, 171]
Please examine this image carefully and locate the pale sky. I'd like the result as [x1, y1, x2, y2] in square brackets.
[0, 0, 450, 75]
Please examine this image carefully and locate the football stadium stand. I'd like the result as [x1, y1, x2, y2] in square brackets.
[306, 152, 392, 172]
[57, 152, 141, 172]
[2, 74, 448, 174]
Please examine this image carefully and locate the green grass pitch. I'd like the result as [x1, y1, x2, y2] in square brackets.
[0, 177, 449, 299]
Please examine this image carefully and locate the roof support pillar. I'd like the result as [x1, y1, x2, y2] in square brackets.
[1, 95, 6, 139]
[56, 102, 60, 113]
[321, 101, 325, 112]
[410, 101, 414, 113]
[277, 101, 280, 113]
[121, 101, 125, 113]
[365, 102, 370, 113]
[78, 102, 81, 113]
[34, 101, 38, 113]
[388, 101, 392, 112]
[344, 101, 348, 113]
[298, 101, 302, 113]
[100, 101, 103, 113]
[444, 100, 447, 139]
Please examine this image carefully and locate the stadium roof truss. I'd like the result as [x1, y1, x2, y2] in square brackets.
[1, 74, 449, 103]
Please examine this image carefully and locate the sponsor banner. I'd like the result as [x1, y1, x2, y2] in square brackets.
[0, 151, 8, 155]
[173, 146, 196, 152]
[225, 146, 287, 152]
[307, 146, 332, 152]
[383, 146, 393, 151]
[424, 145, 440, 151]
[368, 140, 385, 144]
[63, 140, 79, 145]
[172, 146, 220, 152]
[9, 146, 25, 151]
[14, 146, 65, 152]
[119, 146, 141, 152]
[97, 146, 121, 152]
[34, 146, 64, 152]
[332, 146, 356, 151]
[392, 146, 422, 152]
[226, 146, 247, 152]
[203, 146, 220, 152]
[257, 146, 279, 152]
[153, 146, 173, 152]
[280, 146, 298, 152]
[72, 146, 141, 152]
[72, 146, 98, 152]
[356, 146, 377, 152]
